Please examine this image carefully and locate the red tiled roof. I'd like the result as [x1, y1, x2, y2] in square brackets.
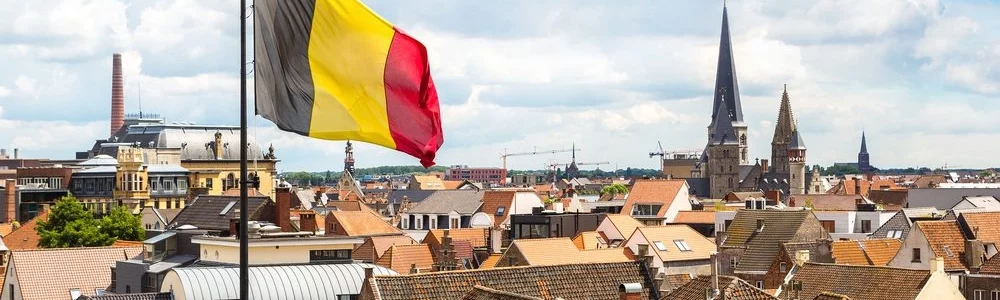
[4, 211, 47, 250]
[666, 275, 778, 300]
[10, 246, 144, 300]
[622, 180, 685, 218]
[959, 211, 1000, 244]
[353, 235, 416, 263]
[789, 263, 930, 300]
[915, 220, 968, 271]
[480, 191, 516, 228]
[672, 211, 716, 224]
[426, 228, 488, 249]
[831, 239, 902, 266]
[327, 211, 402, 237]
[376, 244, 435, 274]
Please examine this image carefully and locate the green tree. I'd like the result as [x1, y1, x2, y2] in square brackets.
[37, 196, 112, 248]
[100, 206, 146, 242]
[601, 183, 629, 197]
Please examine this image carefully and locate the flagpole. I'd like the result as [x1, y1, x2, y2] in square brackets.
[239, 0, 250, 299]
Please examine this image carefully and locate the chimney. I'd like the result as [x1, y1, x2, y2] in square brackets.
[409, 263, 419, 274]
[363, 266, 374, 284]
[110, 53, 125, 136]
[4, 180, 16, 223]
[794, 250, 810, 266]
[228, 215, 240, 238]
[710, 252, 720, 299]
[275, 187, 292, 231]
[637, 244, 649, 258]
[489, 228, 503, 254]
[930, 257, 945, 274]
[966, 240, 985, 271]
[299, 210, 318, 233]
[618, 283, 642, 300]
[760, 159, 769, 172]
[853, 176, 862, 195]
[13, 148, 17, 159]
[765, 190, 780, 203]
[1, 149, 5, 158]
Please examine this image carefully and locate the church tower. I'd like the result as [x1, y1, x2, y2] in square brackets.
[707, 3, 749, 166]
[858, 132, 871, 173]
[344, 140, 355, 175]
[708, 99, 741, 199]
[770, 85, 796, 174]
[788, 129, 807, 195]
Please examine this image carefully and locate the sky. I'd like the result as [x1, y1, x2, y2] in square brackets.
[0, 0, 998, 173]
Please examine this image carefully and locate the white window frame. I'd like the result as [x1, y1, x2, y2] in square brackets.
[673, 240, 692, 251]
[756, 281, 763, 289]
[652, 241, 668, 251]
[974, 290, 984, 300]
[991, 290, 999, 300]
[730, 257, 737, 269]
[779, 262, 787, 273]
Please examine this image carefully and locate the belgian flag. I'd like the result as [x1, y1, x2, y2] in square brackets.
[254, 0, 444, 167]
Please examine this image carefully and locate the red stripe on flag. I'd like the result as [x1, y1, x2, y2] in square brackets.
[383, 28, 444, 168]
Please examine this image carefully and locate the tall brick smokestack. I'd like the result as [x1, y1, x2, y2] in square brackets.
[110, 53, 125, 136]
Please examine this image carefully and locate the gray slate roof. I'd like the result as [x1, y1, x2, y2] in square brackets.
[406, 190, 484, 214]
[386, 190, 436, 204]
[722, 210, 829, 274]
[907, 188, 1000, 209]
[94, 124, 268, 161]
[167, 263, 397, 299]
[170, 195, 273, 230]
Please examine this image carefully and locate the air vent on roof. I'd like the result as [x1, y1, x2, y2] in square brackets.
[220, 201, 238, 215]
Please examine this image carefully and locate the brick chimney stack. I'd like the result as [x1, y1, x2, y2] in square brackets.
[4, 180, 16, 223]
[299, 210, 318, 233]
[275, 187, 292, 232]
[110, 53, 125, 136]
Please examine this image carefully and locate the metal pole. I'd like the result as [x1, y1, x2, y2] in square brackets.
[239, 0, 249, 299]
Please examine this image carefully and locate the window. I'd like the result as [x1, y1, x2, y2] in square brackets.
[728, 178, 733, 188]
[495, 206, 505, 216]
[673, 240, 692, 251]
[652, 241, 668, 251]
[991, 290, 999, 300]
[943, 245, 954, 257]
[740, 134, 746, 145]
[820, 220, 836, 233]
[631, 205, 662, 216]
[861, 220, 872, 233]
[779, 262, 787, 273]
[730, 257, 737, 269]
[310, 249, 352, 262]
[756, 281, 763, 289]
[912, 248, 921, 263]
[887, 230, 903, 239]
[450, 218, 459, 229]
[205, 178, 213, 189]
[974, 290, 984, 300]
[150, 180, 159, 193]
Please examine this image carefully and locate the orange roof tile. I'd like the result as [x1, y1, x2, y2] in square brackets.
[862, 239, 903, 266]
[443, 180, 463, 190]
[831, 241, 870, 265]
[426, 228, 488, 249]
[480, 191, 517, 228]
[672, 211, 716, 224]
[572, 231, 604, 250]
[0, 223, 14, 237]
[377, 244, 435, 274]
[10, 246, 144, 300]
[110, 240, 145, 248]
[632, 225, 716, 262]
[479, 254, 502, 269]
[222, 188, 265, 197]
[959, 211, 1000, 244]
[501, 238, 630, 267]
[622, 180, 685, 218]
[602, 215, 645, 240]
[915, 220, 968, 271]
[326, 211, 402, 237]
[4, 211, 47, 250]
[353, 235, 417, 262]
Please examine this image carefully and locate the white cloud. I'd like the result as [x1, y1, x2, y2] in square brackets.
[915, 16, 979, 68]
[0, 86, 10, 98]
[14, 75, 37, 98]
[132, 0, 228, 56]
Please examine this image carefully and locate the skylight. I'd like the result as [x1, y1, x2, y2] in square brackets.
[652, 241, 668, 251]
[943, 245, 954, 257]
[674, 240, 692, 252]
[219, 201, 238, 215]
[495, 206, 505, 216]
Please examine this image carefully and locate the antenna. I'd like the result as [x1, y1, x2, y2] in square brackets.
[138, 79, 143, 118]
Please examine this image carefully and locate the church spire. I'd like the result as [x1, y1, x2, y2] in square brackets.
[860, 131, 868, 154]
[710, 4, 744, 124]
[710, 96, 738, 145]
[772, 84, 796, 145]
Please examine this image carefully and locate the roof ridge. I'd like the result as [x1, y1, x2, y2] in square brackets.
[372, 261, 642, 278]
[12, 245, 143, 253]
[803, 262, 930, 272]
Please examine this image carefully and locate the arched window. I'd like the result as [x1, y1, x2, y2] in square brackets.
[740, 134, 747, 145]
[728, 166, 732, 173]
[728, 178, 733, 188]
[742, 149, 747, 161]
[225, 173, 236, 190]
[720, 166, 724, 172]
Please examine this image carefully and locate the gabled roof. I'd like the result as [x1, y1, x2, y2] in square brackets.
[327, 211, 402, 237]
[376, 244, 435, 274]
[9, 246, 144, 300]
[365, 262, 656, 300]
[602, 215, 646, 240]
[831, 239, 902, 266]
[788, 194, 868, 211]
[462, 285, 542, 300]
[386, 189, 436, 204]
[813, 292, 853, 300]
[503, 238, 630, 266]
[958, 211, 1000, 244]
[622, 179, 686, 218]
[788, 263, 931, 300]
[478, 254, 502, 269]
[632, 225, 715, 262]
[170, 195, 272, 230]
[672, 210, 716, 224]
[913, 220, 968, 271]
[572, 231, 605, 250]
[407, 190, 485, 215]
[480, 190, 516, 228]
[722, 210, 829, 274]
[150, 207, 182, 225]
[442, 180, 463, 190]
[3, 211, 47, 250]
[980, 252, 1000, 275]
[411, 175, 445, 190]
[957, 196, 1000, 209]
[666, 275, 778, 300]
[425, 228, 488, 249]
[352, 235, 416, 263]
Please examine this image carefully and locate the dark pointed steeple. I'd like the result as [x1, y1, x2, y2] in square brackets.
[710, 98, 738, 145]
[711, 4, 744, 124]
[789, 128, 806, 150]
[772, 84, 796, 145]
[860, 132, 868, 154]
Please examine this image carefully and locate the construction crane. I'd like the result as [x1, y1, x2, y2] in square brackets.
[500, 147, 578, 184]
[649, 141, 665, 173]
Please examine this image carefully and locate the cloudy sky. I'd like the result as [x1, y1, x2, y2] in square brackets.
[0, 0, 997, 172]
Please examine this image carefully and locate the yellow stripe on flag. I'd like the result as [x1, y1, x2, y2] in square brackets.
[307, 0, 397, 149]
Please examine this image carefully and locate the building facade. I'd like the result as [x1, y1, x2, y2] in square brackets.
[444, 166, 505, 185]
